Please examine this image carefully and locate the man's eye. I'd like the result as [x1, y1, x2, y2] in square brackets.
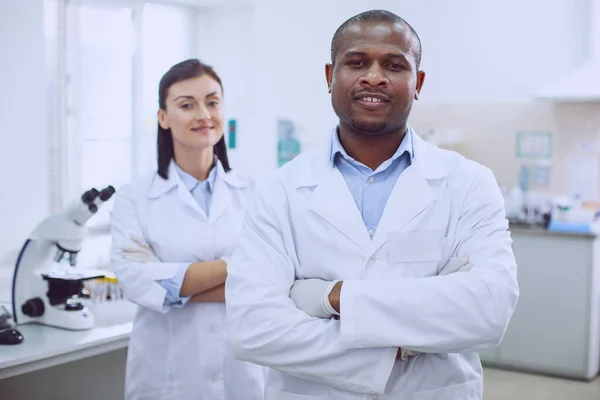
[348, 60, 365, 67]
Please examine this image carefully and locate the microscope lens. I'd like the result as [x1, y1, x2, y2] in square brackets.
[69, 252, 77, 266]
[54, 250, 65, 263]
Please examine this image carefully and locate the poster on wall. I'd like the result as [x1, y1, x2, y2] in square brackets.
[515, 131, 552, 159]
[277, 119, 301, 167]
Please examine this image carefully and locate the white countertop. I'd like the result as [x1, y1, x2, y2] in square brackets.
[0, 301, 136, 380]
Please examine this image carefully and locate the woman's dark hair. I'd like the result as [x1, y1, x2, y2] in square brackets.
[157, 59, 230, 179]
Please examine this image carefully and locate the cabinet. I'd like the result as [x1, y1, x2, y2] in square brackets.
[480, 229, 600, 380]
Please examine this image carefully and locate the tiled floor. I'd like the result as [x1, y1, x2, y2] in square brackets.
[484, 368, 600, 400]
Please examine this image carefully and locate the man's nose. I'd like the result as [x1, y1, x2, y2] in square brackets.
[359, 63, 389, 87]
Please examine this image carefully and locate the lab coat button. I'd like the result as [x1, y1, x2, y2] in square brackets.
[368, 229, 375, 236]
[368, 177, 375, 183]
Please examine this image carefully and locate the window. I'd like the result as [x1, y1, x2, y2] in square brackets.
[46, 0, 196, 227]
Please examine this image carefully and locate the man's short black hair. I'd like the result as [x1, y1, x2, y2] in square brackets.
[330, 10, 422, 69]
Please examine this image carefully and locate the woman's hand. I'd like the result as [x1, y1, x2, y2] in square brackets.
[121, 235, 161, 263]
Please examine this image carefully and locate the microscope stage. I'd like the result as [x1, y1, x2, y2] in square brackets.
[41, 268, 108, 281]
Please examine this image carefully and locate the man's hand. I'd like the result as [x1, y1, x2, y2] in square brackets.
[328, 281, 343, 313]
[289, 279, 339, 318]
[438, 256, 471, 276]
[396, 348, 421, 360]
[122, 235, 161, 263]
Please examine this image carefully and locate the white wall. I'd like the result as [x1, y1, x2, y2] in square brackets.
[195, 3, 270, 176]
[0, 0, 49, 266]
[252, 0, 588, 104]
[203, 0, 590, 158]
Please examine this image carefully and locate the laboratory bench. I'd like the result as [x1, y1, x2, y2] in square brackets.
[480, 226, 600, 381]
[0, 301, 136, 399]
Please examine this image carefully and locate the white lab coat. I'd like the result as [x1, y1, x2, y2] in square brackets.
[225, 129, 519, 400]
[110, 160, 265, 400]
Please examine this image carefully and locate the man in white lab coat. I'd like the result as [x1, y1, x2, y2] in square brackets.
[225, 9, 519, 400]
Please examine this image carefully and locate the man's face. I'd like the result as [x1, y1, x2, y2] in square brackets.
[326, 21, 425, 136]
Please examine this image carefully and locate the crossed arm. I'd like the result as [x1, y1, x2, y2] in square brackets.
[110, 186, 228, 313]
[226, 167, 519, 393]
[190, 283, 225, 303]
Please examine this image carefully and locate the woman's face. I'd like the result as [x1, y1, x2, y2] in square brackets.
[158, 74, 224, 152]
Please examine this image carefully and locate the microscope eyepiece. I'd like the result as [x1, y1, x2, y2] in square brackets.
[98, 185, 116, 201]
[88, 203, 98, 213]
[81, 188, 99, 205]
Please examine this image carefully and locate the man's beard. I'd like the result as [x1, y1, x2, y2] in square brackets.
[349, 117, 390, 135]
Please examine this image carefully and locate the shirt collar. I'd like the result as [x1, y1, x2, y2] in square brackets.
[329, 126, 415, 166]
[173, 160, 218, 192]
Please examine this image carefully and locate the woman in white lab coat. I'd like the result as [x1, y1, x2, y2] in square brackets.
[110, 59, 265, 400]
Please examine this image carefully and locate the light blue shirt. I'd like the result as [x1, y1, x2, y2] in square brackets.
[331, 127, 414, 239]
[158, 162, 218, 308]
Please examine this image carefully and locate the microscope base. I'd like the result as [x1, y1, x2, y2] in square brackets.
[21, 304, 95, 331]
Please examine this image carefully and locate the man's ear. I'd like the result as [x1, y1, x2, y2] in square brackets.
[325, 63, 333, 93]
[414, 70, 426, 100]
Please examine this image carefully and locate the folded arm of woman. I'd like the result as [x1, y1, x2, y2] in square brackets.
[179, 260, 227, 297]
[190, 283, 225, 303]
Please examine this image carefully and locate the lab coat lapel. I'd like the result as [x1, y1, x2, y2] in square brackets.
[373, 162, 434, 244]
[307, 152, 371, 253]
[209, 163, 230, 223]
[210, 161, 247, 223]
[148, 161, 207, 219]
[372, 133, 448, 248]
[177, 184, 207, 219]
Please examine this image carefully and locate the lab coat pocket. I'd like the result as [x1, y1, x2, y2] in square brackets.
[413, 379, 483, 400]
[265, 389, 328, 400]
[387, 230, 442, 277]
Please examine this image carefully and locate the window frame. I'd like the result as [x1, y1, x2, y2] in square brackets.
[47, 0, 198, 231]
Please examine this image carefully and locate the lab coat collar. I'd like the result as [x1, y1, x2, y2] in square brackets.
[174, 159, 218, 193]
[209, 161, 248, 222]
[148, 158, 246, 199]
[217, 160, 248, 189]
[301, 126, 449, 252]
[298, 126, 448, 189]
[147, 162, 181, 199]
[329, 125, 415, 167]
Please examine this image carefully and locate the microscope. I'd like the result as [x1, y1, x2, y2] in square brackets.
[11, 186, 115, 331]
